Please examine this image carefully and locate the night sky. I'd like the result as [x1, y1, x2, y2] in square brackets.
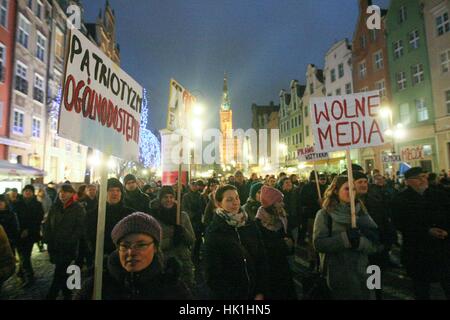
[81, 0, 390, 132]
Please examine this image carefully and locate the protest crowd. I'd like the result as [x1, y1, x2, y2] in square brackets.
[0, 167, 449, 300]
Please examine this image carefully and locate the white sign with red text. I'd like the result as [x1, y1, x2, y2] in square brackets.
[297, 146, 329, 162]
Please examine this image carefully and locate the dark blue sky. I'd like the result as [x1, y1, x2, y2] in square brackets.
[82, 0, 390, 131]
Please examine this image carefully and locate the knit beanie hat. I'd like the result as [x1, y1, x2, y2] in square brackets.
[107, 178, 124, 193]
[123, 174, 137, 185]
[250, 182, 263, 200]
[260, 185, 284, 208]
[61, 183, 76, 193]
[159, 185, 175, 200]
[111, 212, 162, 245]
[22, 184, 35, 193]
[352, 171, 368, 181]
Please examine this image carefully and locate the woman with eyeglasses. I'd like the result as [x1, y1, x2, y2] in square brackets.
[313, 175, 379, 300]
[75, 212, 191, 300]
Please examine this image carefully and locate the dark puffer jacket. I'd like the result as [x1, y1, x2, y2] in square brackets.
[85, 202, 135, 257]
[42, 197, 85, 264]
[203, 213, 269, 300]
[123, 189, 150, 214]
[75, 251, 191, 300]
[15, 197, 44, 242]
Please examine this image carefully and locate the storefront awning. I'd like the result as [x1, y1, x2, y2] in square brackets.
[0, 160, 44, 177]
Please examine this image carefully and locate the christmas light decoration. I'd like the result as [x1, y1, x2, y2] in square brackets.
[139, 88, 161, 168]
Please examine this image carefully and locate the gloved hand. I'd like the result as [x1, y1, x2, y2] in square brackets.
[346, 228, 361, 249]
[173, 224, 185, 247]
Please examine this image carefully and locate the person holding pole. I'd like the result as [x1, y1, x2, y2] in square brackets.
[149, 186, 196, 292]
[75, 212, 191, 300]
[85, 178, 135, 261]
[313, 176, 379, 300]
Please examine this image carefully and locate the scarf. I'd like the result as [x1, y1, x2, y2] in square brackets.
[255, 206, 288, 233]
[216, 207, 248, 228]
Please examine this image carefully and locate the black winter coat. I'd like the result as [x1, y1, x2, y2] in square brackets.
[14, 197, 44, 242]
[123, 189, 150, 214]
[75, 252, 191, 300]
[255, 219, 297, 300]
[42, 199, 85, 264]
[182, 190, 204, 232]
[85, 202, 135, 257]
[0, 209, 19, 246]
[299, 182, 327, 220]
[391, 187, 450, 281]
[203, 213, 269, 300]
[281, 189, 301, 231]
[231, 181, 250, 205]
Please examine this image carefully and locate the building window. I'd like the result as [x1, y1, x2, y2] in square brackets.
[374, 51, 383, 70]
[15, 62, 28, 94]
[360, 34, 367, 49]
[336, 88, 341, 96]
[298, 115, 301, 126]
[338, 63, 344, 78]
[18, 14, 30, 49]
[0, 43, 5, 82]
[361, 87, 369, 92]
[345, 83, 352, 94]
[359, 61, 366, 79]
[291, 119, 294, 129]
[411, 64, 424, 85]
[0, 0, 8, 28]
[34, 73, 44, 103]
[309, 83, 314, 94]
[436, 12, 449, 36]
[375, 80, 386, 99]
[32, 118, 41, 138]
[13, 110, 24, 134]
[52, 137, 59, 148]
[299, 133, 303, 143]
[330, 69, 336, 82]
[394, 40, 404, 59]
[305, 105, 308, 117]
[416, 99, 428, 122]
[400, 103, 409, 123]
[36, 32, 46, 62]
[36, 0, 43, 19]
[27, 0, 33, 9]
[441, 49, 450, 73]
[370, 29, 377, 42]
[409, 30, 420, 49]
[396, 71, 407, 90]
[295, 134, 298, 145]
[306, 126, 309, 137]
[445, 90, 450, 115]
[399, 5, 407, 23]
[55, 28, 64, 60]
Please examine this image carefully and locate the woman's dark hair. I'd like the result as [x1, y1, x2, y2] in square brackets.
[214, 184, 237, 203]
[77, 185, 87, 199]
[322, 175, 349, 212]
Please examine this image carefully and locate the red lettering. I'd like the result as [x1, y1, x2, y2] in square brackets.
[351, 121, 361, 144]
[314, 103, 330, 124]
[368, 119, 384, 144]
[367, 95, 379, 117]
[63, 74, 76, 111]
[318, 125, 333, 150]
[336, 122, 351, 146]
[355, 97, 366, 117]
[331, 100, 344, 120]
[343, 99, 357, 118]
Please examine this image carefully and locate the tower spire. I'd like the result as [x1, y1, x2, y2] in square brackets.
[221, 72, 231, 110]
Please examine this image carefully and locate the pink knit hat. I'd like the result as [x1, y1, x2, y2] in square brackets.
[260, 186, 284, 208]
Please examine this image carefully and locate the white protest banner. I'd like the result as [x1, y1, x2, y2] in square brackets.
[297, 145, 329, 162]
[310, 91, 385, 153]
[59, 28, 142, 160]
[166, 79, 195, 131]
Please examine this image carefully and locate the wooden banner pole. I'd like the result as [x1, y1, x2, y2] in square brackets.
[313, 163, 322, 203]
[346, 149, 357, 228]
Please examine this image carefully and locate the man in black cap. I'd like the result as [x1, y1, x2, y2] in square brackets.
[15, 184, 44, 287]
[231, 171, 250, 205]
[392, 167, 450, 299]
[42, 183, 85, 299]
[122, 174, 150, 214]
[46, 182, 57, 203]
[85, 178, 135, 259]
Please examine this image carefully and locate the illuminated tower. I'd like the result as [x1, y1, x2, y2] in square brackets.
[219, 73, 237, 166]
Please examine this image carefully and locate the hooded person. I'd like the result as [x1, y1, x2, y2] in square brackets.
[75, 212, 191, 300]
[42, 183, 85, 300]
[149, 186, 196, 291]
[242, 182, 263, 221]
[122, 174, 151, 214]
[255, 186, 297, 300]
[85, 178, 135, 259]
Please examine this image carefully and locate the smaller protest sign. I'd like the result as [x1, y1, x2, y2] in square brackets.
[297, 146, 329, 162]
